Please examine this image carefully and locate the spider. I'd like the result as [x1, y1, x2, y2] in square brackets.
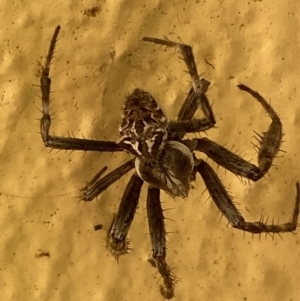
[39, 26, 300, 299]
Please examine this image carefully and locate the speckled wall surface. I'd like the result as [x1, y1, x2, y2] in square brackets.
[1, 1, 300, 300]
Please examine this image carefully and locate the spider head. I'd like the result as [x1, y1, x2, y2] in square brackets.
[117, 89, 168, 160]
[135, 141, 194, 198]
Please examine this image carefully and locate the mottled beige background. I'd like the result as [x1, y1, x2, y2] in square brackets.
[1, 1, 300, 300]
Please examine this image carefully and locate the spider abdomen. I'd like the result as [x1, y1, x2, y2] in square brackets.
[117, 89, 168, 160]
[135, 141, 194, 198]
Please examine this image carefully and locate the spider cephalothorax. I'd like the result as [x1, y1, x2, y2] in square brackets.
[136, 141, 194, 198]
[39, 26, 300, 299]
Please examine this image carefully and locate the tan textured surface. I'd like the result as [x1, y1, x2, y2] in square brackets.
[1, 1, 300, 300]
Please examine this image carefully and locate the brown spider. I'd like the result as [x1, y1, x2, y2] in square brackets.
[39, 26, 300, 299]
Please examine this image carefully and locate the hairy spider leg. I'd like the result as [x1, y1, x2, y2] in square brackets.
[40, 25, 123, 153]
[183, 84, 282, 181]
[140, 37, 218, 298]
[107, 173, 143, 259]
[41, 26, 138, 213]
[142, 37, 216, 136]
[147, 186, 176, 299]
[197, 159, 300, 234]
[80, 159, 135, 202]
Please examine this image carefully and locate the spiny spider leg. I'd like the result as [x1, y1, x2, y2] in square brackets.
[197, 159, 300, 234]
[177, 87, 204, 121]
[142, 37, 215, 133]
[238, 84, 282, 176]
[40, 25, 123, 152]
[183, 84, 282, 181]
[107, 173, 143, 259]
[184, 137, 261, 181]
[80, 159, 135, 202]
[168, 80, 212, 135]
[147, 186, 175, 299]
[168, 85, 212, 141]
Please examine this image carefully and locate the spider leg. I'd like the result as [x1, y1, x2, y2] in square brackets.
[197, 159, 300, 234]
[80, 159, 135, 202]
[40, 25, 123, 153]
[177, 86, 209, 121]
[183, 137, 262, 181]
[183, 84, 283, 181]
[147, 186, 175, 299]
[238, 84, 282, 176]
[168, 85, 216, 140]
[107, 173, 143, 259]
[143, 37, 215, 138]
